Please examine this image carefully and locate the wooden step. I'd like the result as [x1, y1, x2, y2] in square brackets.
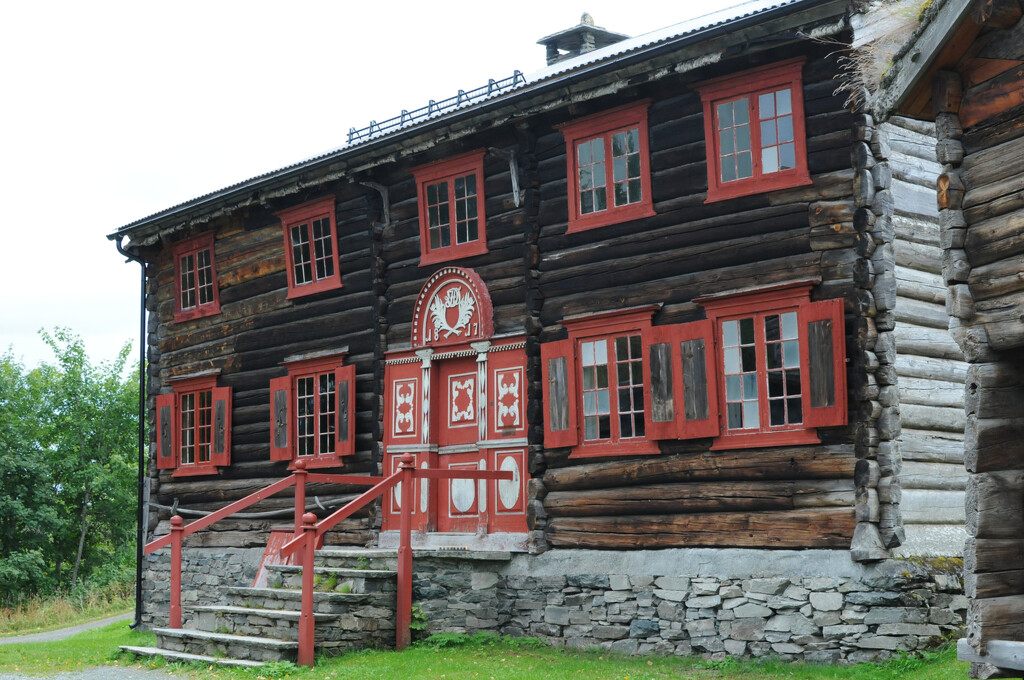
[120, 645, 264, 668]
[153, 627, 297, 663]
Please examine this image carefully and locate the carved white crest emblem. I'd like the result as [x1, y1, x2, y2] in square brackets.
[428, 285, 476, 340]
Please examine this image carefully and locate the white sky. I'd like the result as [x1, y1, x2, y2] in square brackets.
[0, 0, 748, 369]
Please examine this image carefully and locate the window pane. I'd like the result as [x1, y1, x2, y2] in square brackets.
[776, 88, 792, 116]
[734, 100, 749, 125]
[627, 153, 641, 179]
[765, 314, 780, 341]
[582, 366, 595, 390]
[768, 371, 784, 398]
[778, 115, 794, 143]
[594, 188, 607, 211]
[617, 362, 630, 385]
[628, 179, 642, 203]
[614, 182, 628, 207]
[578, 141, 591, 165]
[599, 415, 610, 439]
[724, 347, 740, 374]
[784, 340, 800, 368]
[758, 92, 775, 119]
[582, 341, 595, 366]
[786, 369, 801, 396]
[737, 151, 752, 179]
[720, 130, 735, 156]
[723, 320, 738, 347]
[613, 156, 626, 183]
[717, 101, 733, 129]
[592, 140, 605, 162]
[596, 364, 608, 389]
[735, 122, 751, 152]
[721, 158, 737, 183]
[762, 146, 779, 174]
[620, 413, 633, 438]
[597, 390, 609, 414]
[781, 311, 798, 339]
[631, 361, 643, 385]
[743, 400, 760, 428]
[767, 343, 782, 370]
[770, 399, 786, 426]
[741, 346, 757, 372]
[788, 397, 803, 423]
[742, 373, 758, 399]
[583, 391, 596, 415]
[612, 132, 625, 157]
[585, 416, 598, 440]
[761, 120, 777, 147]
[780, 143, 796, 170]
[626, 128, 639, 153]
[727, 402, 742, 429]
[581, 191, 594, 214]
[595, 340, 607, 364]
[618, 388, 631, 412]
[726, 375, 741, 401]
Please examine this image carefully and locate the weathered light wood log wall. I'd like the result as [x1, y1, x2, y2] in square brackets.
[879, 117, 968, 556]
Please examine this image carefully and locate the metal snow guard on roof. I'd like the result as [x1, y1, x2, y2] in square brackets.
[347, 71, 526, 145]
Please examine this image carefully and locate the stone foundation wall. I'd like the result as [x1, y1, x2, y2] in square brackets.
[144, 547, 964, 663]
[140, 547, 263, 628]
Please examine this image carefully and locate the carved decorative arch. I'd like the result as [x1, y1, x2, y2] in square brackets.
[411, 267, 494, 348]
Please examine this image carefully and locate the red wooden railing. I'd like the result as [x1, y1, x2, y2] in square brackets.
[144, 453, 512, 668]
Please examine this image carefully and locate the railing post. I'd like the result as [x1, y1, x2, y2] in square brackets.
[396, 453, 416, 651]
[297, 511, 317, 668]
[169, 515, 184, 629]
[294, 459, 307, 536]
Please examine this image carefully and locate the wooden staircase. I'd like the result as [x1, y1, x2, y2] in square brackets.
[122, 548, 399, 667]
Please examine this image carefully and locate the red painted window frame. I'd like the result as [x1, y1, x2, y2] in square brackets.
[412, 150, 489, 266]
[557, 101, 656, 233]
[696, 58, 812, 203]
[558, 306, 660, 458]
[172, 232, 220, 323]
[156, 375, 231, 477]
[269, 355, 355, 469]
[276, 195, 343, 299]
[698, 282, 847, 450]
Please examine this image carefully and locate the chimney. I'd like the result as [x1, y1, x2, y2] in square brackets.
[537, 13, 629, 66]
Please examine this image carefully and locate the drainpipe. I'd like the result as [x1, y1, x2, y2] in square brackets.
[114, 235, 147, 630]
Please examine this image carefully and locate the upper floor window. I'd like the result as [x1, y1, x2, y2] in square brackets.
[695, 58, 811, 203]
[172, 232, 220, 322]
[269, 353, 355, 468]
[557, 101, 655, 233]
[155, 374, 232, 477]
[412, 150, 488, 266]
[276, 196, 343, 299]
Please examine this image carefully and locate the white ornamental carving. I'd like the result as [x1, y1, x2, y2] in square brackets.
[394, 381, 416, 435]
[496, 371, 520, 428]
[428, 285, 476, 340]
[451, 377, 475, 423]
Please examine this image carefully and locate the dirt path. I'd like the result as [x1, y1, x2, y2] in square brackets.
[0, 613, 133, 646]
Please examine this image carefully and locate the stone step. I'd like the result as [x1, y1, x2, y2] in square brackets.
[268, 564, 396, 592]
[153, 627, 297, 663]
[120, 645, 264, 668]
[222, 586, 395, 614]
[315, 548, 398, 570]
[187, 605, 341, 643]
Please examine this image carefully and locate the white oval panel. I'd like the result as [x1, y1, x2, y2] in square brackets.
[451, 477, 475, 513]
[498, 456, 521, 510]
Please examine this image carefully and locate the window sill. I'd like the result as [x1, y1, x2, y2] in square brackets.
[286, 276, 343, 300]
[419, 240, 489, 267]
[570, 439, 660, 459]
[171, 465, 220, 477]
[287, 455, 347, 470]
[705, 171, 812, 204]
[710, 428, 820, 451]
[173, 303, 221, 324]
[566, 204, 657, 234]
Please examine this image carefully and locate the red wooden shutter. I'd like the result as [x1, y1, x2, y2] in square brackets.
[677, 319, 721, 439]
[802, 298, 847, 428]
[155, 393, 177, 470]
[541, 338, 579, 449]
[269, 375, 292, 461]
[335, 364, 356, 457]
[211, 386, 232, 467]
[644, 325, 684, 440]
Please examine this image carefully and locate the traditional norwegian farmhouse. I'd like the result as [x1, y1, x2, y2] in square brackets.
[109, 0, 973, 667]
[866, 0, 1024, 674]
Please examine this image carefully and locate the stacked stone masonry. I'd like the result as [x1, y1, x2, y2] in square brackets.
[143, 548, 965, 664]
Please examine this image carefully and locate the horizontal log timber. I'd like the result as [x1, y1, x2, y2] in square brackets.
[965, 568, 1024, 600]
[965, 210, 1024, 267]
[894, 239, 943, 275]
[965, 416, 1024, 473]
[969, 252, 1024, 301]
[891, 178, 940, 219]
[893, 323, 965, 361]
[899, 375, 964, 408]
[895, 265, 946, 304]
[961, 133, 1024, 189]
[957, 639, 1024, 673]
[965, 538, 1024, 574]
[893, 296, 953, 329]
[967, 595, 1024, 650]
[901, 488, 966, 524]
[542, 445, 855, 491]
[158, 477, 376, 504]
[966, 470, 1024, 539]
[895, 354, 968, 382]
[543, 479, 853, 517]
[901, 403, 967, 432]
[547, 508, 855, 549]
[901, 461, 969, 490]
[900, 429, 965, 464]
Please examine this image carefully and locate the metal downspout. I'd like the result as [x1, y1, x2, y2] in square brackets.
[114, 236, 146, 630]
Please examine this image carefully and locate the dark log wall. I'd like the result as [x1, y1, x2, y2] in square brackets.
[877, 117, 968, 556]
[928, 4, 1024, 669]
[533, 41, 860, 550]
[145, 180, 381, 548]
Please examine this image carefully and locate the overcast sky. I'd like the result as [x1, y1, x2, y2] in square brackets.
[0, 0, 747, 369]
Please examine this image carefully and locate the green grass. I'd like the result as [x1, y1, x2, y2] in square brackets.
[0, 581, 134, 636]
[0, 624, 968, 680]
[0, 620, 156, 676]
